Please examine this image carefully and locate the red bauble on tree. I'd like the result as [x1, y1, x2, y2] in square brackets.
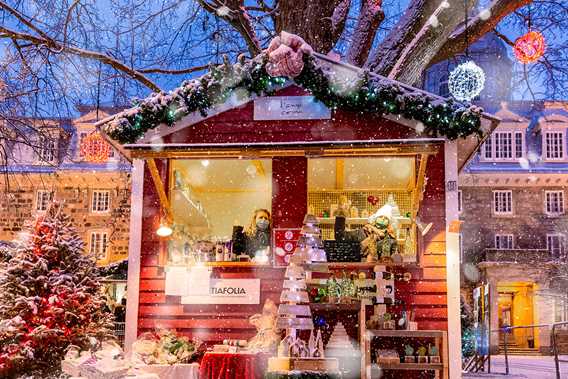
[80, 132, 110, 163]
[514, 31, 546, 64]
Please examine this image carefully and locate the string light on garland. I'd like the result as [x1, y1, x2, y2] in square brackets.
[80, 132, 110, 163]
[514, 31, 545, 64]
[448, 61, 485, 102]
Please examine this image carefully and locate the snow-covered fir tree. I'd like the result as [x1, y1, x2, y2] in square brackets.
[0, 202, 114, 377]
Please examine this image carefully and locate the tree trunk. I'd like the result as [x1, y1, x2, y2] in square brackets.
[275, 0, 347, 53]
[366, 0, 473, 85]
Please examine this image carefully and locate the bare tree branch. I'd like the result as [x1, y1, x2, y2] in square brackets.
[429, 0, 533, 65]
[0, 26, 161, 92]
[346, 0, 384, 66]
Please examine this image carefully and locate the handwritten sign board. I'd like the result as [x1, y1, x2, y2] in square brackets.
[181, 279, 260, 305]
[254, 96, 331, 120]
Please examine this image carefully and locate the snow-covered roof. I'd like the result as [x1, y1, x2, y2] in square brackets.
[95, 34, 500, 170]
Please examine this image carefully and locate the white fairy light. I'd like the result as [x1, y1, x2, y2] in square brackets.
[448, 61, 485, 102]
[479, 8, 491, 20]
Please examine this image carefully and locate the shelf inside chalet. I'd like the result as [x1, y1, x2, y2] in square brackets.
[368, 330, 445, 338]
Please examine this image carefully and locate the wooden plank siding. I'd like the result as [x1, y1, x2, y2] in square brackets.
[136, 85, 448, 345]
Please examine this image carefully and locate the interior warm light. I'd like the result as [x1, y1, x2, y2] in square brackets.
[201, 159, 210, 167]
[156, 223, 173, 237]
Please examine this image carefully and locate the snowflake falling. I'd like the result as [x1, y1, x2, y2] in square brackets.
[448, 61, 485, 102]
[216, 6, 231, 17]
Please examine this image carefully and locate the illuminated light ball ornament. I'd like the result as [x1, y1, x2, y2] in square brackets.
[513, 31, 546, 64]
[448, 61, 485, 102]
[80, 132, 110, 163]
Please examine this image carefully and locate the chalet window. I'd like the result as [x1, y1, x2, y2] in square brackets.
[36, 190, 53, 212]
[91, 190, 110, 213]
[493, 190, 513, 215]
[495, 234, 514, 250]
[89, 231, 109, 259]
[544, 131, 564, 160]
[547, 234, 565, 259]
[458, 190, 462, 213]
[545, 191, 564, 215]
[482, 131, 524, 161]
[38, 136, 56, 163]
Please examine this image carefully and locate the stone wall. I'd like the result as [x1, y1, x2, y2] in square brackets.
[0, 173, 131, 266]
[460, 186, 568, 261]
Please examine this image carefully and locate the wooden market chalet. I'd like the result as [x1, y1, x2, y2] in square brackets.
[97, 33, 500, 379]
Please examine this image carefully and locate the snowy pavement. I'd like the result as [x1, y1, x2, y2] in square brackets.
[463, 355, 568, 378]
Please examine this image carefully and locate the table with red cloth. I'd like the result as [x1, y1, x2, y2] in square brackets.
[199, 352, 269, 379]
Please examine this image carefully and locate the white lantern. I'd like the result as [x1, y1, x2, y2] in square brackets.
[448, 61, 485, 102]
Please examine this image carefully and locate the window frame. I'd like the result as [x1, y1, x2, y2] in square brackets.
[458, 190, 463, 214]
[37, 135, 57, 164]
[545, 190, 565, 216]
[543, 130, 565, 161]
[481, 129, 525, 162]
[89, 230, 109, 260]
[495, 234, 514, 250]
[493, 190, 513, 216]
[547, 233, 566, 259]
[35, 190, 53, 212]
[91, 190, 111, 213]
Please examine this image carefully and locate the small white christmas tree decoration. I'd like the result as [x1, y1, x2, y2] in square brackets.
[291, 214, 326, 264]
[277, 263, 313, 357]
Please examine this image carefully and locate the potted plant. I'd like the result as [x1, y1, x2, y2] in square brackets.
[428, 344, 440, 363]
[416, 346, 428, 363]
[404, 345, 415, 363]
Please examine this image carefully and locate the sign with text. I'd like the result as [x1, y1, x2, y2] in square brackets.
[254, 96, 331, 120]
[181, 279, 260, 304]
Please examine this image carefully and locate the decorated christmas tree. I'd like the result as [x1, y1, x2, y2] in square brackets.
[0, 202, 114, 377]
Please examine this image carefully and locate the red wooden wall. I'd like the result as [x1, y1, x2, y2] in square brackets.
[136, 85, 447, 343]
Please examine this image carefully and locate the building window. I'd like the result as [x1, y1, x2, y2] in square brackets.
[438, 73, 449, 97]
[78, 132, 89, 158]
[547, 234, 565, 259]
[38, 136, 56, 163]
[458, 190, 463, 213]
[482, 131, 524, 161]
[89, 231, 109, 260]
[545, 191, 564, 215]
[36, 190, 53, 211]
[544, 131, 564, 160]
[554, 298, 568, 323]
[91, 190, 110, 213]
[483, 138, 492, 159]
[495, 234, 514, 250]
[515, 132, 523, 158]
[493, 190, 513, 215]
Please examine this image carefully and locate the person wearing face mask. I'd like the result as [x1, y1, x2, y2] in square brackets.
[232, 209, 272, 259]
[334, 204, 398, 262]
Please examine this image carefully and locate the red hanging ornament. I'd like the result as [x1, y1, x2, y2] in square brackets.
[514, 31, 545, 64]
[80, 132, 110, 163]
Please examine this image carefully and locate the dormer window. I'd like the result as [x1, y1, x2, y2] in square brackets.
[543, 130, 565, 160]
[481, 130, 524, 161]
[38, 135, 57, 163]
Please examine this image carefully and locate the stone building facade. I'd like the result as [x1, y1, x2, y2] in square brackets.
[0, 108, 131, 266]
[458, 102, 568, 354]
[425, 33, 568, 355]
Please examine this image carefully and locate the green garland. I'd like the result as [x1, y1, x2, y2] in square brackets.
[104, 54, 483, 144]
